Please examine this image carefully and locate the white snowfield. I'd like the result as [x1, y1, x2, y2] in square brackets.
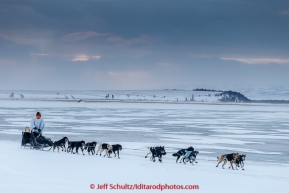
[0, 93, 289, 193]
[1, 141, 288, 193]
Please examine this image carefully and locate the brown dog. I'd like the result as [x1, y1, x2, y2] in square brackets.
[216, 153, 239, 170]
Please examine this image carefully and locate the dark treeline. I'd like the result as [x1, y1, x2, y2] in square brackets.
[193, 88, 223, 92]
[216, 91, 250, 102]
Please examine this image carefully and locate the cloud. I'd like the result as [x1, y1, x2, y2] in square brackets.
[30, 53, 49, 56]
[0, 31, 53, 48]
[107, 35, 152, 45]
[72, 54, 101, 62]
[221, 57, 289, 64]
[62, 31, 110, 42]
[92, 55, 101, 59]
[72, 55, 89, 61]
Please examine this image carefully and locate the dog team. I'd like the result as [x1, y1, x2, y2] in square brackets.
[52, 137, 122, 158]
[51, 136, 246, 170]
[28, 112, 246, 170]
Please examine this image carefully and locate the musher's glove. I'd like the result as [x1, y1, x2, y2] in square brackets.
[38, 129, 42, 135]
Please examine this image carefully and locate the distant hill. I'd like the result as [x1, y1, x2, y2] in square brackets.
[216, 91, 251, 102]
[216, 90, 289, 104]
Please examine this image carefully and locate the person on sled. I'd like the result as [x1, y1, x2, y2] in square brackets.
[30, 112, 45, 147]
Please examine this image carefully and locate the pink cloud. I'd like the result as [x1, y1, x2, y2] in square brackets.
[72, 54, 102, 62]
[221, 57, 289, 64]
[0, 31, 53, 48]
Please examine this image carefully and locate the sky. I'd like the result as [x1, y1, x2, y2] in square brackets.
[0, 0, 289, 90]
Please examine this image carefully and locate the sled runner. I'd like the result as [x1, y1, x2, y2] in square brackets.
[21, 127, 53, 151]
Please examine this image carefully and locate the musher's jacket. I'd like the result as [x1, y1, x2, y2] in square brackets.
[30, 117, 45, 133]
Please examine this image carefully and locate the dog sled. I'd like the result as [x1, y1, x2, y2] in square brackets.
[21, 127, 53, 151]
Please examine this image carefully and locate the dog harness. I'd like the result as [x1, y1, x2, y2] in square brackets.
[185, 151, 192, 158]
[176, 149, 185, 155]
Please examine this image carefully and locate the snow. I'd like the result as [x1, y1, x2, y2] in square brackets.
[1, 141, 289, 193]
[1, 92, 289, 193]
[237, 86, 289, 100]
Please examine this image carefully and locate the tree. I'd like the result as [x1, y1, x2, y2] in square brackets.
[218, 91, 250, 102]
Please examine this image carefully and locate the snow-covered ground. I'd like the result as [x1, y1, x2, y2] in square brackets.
[1, 93, 289, 192]
[237, 85, 289, 100]
[1, 141, 288, 193]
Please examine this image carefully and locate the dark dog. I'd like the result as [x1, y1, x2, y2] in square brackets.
[96, 143, 112, 158]
[53, 136, 69, 152]
[21, 132, 31, 147]
[145, 146, 166, 163]
[108, 144, 122, 159]
[172, 149, 187, 163]
[67, 140, 86, 155]
[84, 141, 97, 155]
[230, 154, 246, 170]
[182, 151, 199, 165]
